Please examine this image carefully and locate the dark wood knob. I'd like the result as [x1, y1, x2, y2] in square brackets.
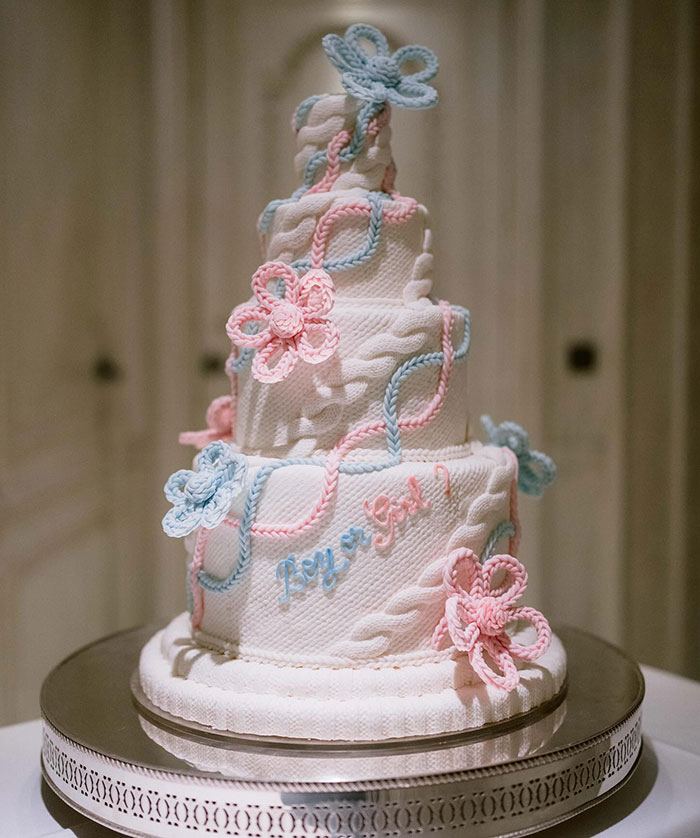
[199, 352, 227, 375]
[566, 340, 598, 373]
[92, 355, 122, 382]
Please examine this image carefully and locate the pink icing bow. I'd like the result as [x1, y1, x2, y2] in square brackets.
[179, 395, 233, 449]
[431, 548, 551, 691]
[226, 261, 340, 383]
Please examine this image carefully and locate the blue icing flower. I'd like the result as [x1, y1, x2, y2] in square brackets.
[322, 24, 438, 110]
[481, 415, 556, 497]
[162, 441, 247, 537]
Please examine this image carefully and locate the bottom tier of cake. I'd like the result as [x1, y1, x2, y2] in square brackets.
[138, 612, 567, 742]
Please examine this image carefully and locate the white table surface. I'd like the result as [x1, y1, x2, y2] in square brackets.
[1, 665, 699, 838]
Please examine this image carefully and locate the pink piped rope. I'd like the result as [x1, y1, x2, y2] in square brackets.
[434, 463, 451, 496]
[189, 527, 210, 629]
[307, 129, 352, 194]
[306, 105, 390, 196]
[248, 301, 454, 538]
[503, 447, 522, 556]
[431, 548, 551, 691]
[367, 104, 391, 137]
[381, 162, 397, 193]
[311, 203, 372, 269]
[310, 195, 418, 270]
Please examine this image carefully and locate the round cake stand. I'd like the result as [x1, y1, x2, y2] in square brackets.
[40, 624, 643, 838]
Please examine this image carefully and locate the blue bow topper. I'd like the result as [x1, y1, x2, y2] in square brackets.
[481, 415, 556, 497]
[322, 24, 438, 110]
[162, 440, 248, 537]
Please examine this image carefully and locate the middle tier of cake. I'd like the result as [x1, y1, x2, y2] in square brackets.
[234, 301, 469, 457]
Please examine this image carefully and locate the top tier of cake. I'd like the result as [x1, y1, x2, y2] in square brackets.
[234, 94, 469, 458]
[261, 94, 432, 304]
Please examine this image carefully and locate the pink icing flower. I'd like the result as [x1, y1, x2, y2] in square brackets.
[226, 261, 340, 383]
[179, 395, 233, 449]
[431, 548, 551, 691]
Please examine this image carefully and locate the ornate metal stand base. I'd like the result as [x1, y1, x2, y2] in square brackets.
[41, 624, 643, 838]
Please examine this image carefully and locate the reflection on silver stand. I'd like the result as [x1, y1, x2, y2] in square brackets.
[41, 624, 643, 838]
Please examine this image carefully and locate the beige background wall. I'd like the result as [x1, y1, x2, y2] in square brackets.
[1, 0, 698, 725]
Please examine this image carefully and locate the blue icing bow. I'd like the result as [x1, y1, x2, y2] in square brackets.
[162, 440, 247, 537]
[322, 24, 438, 110]
[481, 415, 556, 497]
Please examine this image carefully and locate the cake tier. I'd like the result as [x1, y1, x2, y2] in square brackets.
[293, 94, 392, 192]
[185, 443, 516, 662]
[139, 614, 566, 740]
[235, 301, 468, 457]
[263, 95, 434, 304]
[264, 191, 432, 303]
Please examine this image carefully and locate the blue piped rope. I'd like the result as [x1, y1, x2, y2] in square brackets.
[291, 191, 386, 275]
[258, 100, 383, 235]
[481, 519, 516, 562]
[198, 457, 325, 593]
[236, 193, 389, 375]
[481, 415, 556, 497]
[294, 95, 326, 131]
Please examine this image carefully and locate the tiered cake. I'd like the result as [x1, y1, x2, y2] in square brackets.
[138, 24, 565, 742]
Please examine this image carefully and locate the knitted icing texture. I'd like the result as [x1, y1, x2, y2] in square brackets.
[158, 24, 558, 698]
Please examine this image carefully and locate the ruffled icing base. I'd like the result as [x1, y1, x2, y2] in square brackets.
[138, 612, 567, 742]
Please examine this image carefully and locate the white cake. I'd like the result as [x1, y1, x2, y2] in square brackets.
[139, 24, 564, 742]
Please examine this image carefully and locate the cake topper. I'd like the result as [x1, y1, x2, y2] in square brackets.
[322, 23, 439, 109]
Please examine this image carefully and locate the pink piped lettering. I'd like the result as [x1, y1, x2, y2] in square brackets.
[363, 477, 430, 548]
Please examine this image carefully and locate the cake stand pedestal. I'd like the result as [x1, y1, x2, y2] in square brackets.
[40, 624, 643, 838]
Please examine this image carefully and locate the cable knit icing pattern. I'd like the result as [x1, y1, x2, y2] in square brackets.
[481, 415, 557, 497]
[227, 262, 340, 383]
[162, 441, 248, 538]
[322, 24, 438, 110]
[431, 548, 551, 690]
[328, 445, 516, 660]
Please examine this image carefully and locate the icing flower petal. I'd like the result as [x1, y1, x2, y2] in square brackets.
[251, 261, 299, 308]
[297, 269, 336, 317]
[322, 24, 439, 110]
[226, 305, 270, 348]
[506, 606, 553, 662]
[472, 635, 520, 691]
[431, 548, 552, 691]
[393, 44, 439, 85]
[481, 553, 528, 607]
[481, 415, 557, 496]
[344, 23, 391, 59]
[251, 336, 299, 383]
[162, 441, 247, 538]
[228, 261, 340, 383]
[298, 320, 340, 365]
[322, 33, 365, 75]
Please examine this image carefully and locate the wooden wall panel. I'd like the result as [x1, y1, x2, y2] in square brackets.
[625, 0, 694, 671]
[540, 0, 628, 642]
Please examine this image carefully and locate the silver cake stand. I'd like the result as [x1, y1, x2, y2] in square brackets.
[40, 624, 643, 838]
